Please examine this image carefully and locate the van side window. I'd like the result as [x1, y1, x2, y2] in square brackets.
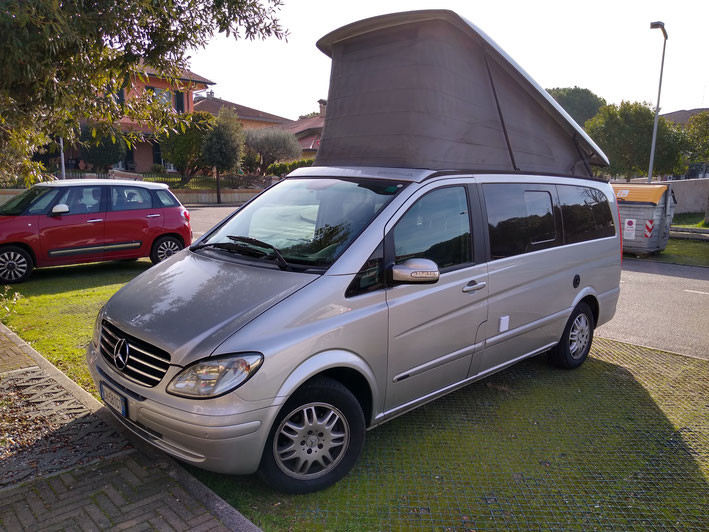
[484, 184, 558, 259]
[345, 242, 384, 297]
[557, 185, 615, 243]
[393, 186, 471, 269]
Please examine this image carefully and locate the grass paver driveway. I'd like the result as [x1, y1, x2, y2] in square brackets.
[3, 261, 708, 530]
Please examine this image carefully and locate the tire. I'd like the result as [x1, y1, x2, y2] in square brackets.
[549, 302, 595, 369]
[150, 236, 183, 265]
[0, 246, 33, 284]
[258, 377, 365, 494]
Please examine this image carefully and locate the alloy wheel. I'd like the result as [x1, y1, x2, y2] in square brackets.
[274, 402, 350, 480]
[0, 251, 28, 282]
[568, 314, 591, 359]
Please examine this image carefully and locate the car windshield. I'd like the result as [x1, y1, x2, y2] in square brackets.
[198, 177, 407, 269]
[0, 187, 57, 216]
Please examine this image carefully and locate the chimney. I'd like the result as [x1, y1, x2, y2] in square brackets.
[207, 90, 215, 98]
[318, 99, 327, 117]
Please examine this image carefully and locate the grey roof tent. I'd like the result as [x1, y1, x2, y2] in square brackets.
[314, 10, 609, 176]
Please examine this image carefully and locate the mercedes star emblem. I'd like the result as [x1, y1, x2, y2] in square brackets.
[113, 338, 130, 370]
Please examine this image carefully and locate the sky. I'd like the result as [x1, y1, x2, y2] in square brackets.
[190, 0, 709, 122]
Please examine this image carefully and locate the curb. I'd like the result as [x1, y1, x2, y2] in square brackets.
[0, 323, 261, 532]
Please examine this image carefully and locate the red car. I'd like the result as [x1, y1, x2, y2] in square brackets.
[0, 179, 192, 283]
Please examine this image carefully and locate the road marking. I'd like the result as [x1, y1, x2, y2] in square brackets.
[684, 289, 709, 296]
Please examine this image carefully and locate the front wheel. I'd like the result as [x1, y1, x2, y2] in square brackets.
[150, 236, 183, 265]
[258, 377, 365, 494]
[0, 246, 33, 284]
[549, 302, 595, 369]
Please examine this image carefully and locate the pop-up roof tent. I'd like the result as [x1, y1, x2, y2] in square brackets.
[314, 10, 609, 176]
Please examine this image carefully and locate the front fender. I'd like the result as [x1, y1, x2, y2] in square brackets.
[275, 349, 380, 413]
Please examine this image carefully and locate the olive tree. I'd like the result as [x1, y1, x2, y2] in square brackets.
[202, 108, 245, 202]
[245, 128, 301, 175]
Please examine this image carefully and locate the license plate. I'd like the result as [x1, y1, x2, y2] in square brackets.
[100, 382, 127, 416]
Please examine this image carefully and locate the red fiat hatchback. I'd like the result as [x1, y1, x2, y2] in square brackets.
[0, 180, 192, 283]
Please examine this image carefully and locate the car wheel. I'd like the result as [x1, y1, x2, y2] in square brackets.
[150, 236, 183, 265]
[549, 302, 594, 369]
[258, 377, 365, 494]
[0, 246, 33, 284]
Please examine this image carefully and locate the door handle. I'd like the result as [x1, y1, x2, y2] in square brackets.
[86, 218, 103, 223]
[147, 214, 161, 218]
[462, 280, 486, 293]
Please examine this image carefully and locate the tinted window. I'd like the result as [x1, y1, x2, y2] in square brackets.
[484, 184, 558, 260]
[56, 186, 102, 215]
[346, 242, 384, 297]
[557, 185, 615, 243]
[155, 189, 178, 207]
[393, 187, 471, 269]
[111, 186, 153, 211]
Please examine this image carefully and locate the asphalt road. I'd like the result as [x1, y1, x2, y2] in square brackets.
[187, 205, 239, 238]
[596, 259, 709, 360]
[188, 206, 709, 360]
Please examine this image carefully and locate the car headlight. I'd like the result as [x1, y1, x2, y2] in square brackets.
[166, 353, 263, 398]
[92, 310, 103, 348]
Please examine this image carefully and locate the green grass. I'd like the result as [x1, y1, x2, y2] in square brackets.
[627, 238, 709, 267]
[2, 260, 151, 393]
[2, 262, 708, 529]
[672, 212, 709, 229]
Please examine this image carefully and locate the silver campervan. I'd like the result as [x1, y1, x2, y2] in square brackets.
[87, 10, 621, 493]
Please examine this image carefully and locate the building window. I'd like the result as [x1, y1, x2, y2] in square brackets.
[174, 91, 185, 113]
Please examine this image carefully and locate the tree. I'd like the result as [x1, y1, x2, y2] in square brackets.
[160, 112, 214, 185]
[547, 87, 606, 128]
[245, 128, 301, 175]
[203, 108, 245, 203]
[685, 111, 709, 223]
[585, 101, 687, 181]
[0, 0, 286, 185]
[79, 127, 127, 173]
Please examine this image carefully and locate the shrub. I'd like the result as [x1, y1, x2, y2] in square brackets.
[267, 158, 314, 176]
[149, 163, 166, 174]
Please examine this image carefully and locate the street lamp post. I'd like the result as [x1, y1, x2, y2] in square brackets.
[647, 21, 668, 183]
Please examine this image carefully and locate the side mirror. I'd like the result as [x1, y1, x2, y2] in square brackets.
[50, 204, 69, 216]
[391, 258, 440, 284]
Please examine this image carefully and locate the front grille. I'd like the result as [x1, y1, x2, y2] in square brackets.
[100, 320, 171, 387]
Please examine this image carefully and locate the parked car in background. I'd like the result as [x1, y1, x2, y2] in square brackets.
[0, 179, 191, 283]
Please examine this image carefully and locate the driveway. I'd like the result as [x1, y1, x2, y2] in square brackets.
[596, 259, 709, 360]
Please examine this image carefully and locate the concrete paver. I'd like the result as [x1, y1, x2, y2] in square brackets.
[0, 324, 259, 531]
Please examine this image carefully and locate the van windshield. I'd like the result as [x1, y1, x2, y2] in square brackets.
[198, 178, 407, 269]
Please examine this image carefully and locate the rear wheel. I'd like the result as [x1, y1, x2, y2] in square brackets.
[150, 236, 183, 265]
[0, 246, 33, 284]
[549, 302, 594, 369]
[258, 377, 365, 494]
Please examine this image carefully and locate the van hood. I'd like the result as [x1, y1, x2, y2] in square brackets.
[102, 251, 318, 366]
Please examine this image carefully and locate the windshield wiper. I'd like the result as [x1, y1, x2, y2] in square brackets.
[226, 236, 291, 271]
[191, 237, 291, 271]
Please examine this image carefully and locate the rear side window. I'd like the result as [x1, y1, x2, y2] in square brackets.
[393, 186, 471, 269]
[557, 185, 615, 243]
[483, 184, 559, 260]
[111, 186, 153, 211]
[155, 189, 178, 207]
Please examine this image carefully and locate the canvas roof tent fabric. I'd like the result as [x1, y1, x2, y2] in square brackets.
[314, 10, 609, 176]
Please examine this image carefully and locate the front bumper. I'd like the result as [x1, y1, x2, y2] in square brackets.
[87, 341, 279, 475]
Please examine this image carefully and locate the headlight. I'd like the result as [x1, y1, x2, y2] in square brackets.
[166, 353, 263, 398]
[92, 310, 103, 348]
